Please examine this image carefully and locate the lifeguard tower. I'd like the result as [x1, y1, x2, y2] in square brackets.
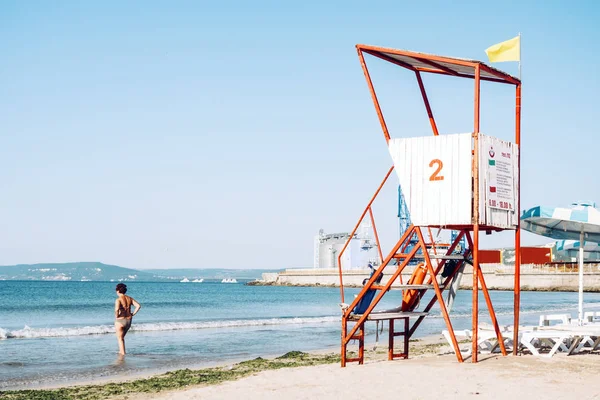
[338, 45, 522, 365]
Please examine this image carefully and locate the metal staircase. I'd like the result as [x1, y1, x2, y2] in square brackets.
[340, 225, 479, 365]
[337, 167, 507, 366]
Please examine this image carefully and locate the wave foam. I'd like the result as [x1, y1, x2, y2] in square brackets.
[0, 316, 340, 340]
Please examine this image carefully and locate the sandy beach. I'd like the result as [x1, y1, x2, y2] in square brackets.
[138, 355, 600, 400]
[4, 335, 600, 399]
[124, 339, 600, 400]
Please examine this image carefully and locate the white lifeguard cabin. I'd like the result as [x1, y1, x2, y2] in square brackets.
[338, 45, 522, 365]
[389, 133, 519, 228]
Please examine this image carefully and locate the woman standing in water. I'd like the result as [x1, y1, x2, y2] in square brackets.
[114, 283, 141, 355]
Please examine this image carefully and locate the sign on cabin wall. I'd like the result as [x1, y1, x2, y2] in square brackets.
[478, 134, 519, 229]
[388, 133, 519, 229]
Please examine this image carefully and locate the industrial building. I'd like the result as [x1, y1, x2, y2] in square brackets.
[313, 223, 380, 269]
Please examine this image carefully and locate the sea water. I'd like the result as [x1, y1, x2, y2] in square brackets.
[1, 280, 599, 390]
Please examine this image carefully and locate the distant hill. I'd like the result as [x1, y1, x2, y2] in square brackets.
[141, 268, 283, 280]
[0, 262, 282, 282]
[0, 262, 159, 282]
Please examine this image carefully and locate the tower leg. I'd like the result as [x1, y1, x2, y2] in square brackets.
[403, 317, 409, 358]
[388, 319, 394, 360]
[358, 323, 365, 365]
[341, 317, 347, 367]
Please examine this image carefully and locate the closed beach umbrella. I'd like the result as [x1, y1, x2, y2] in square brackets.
[521, 203, 600, 324]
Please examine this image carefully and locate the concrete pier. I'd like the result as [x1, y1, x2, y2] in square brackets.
[257, 264, 600, 292]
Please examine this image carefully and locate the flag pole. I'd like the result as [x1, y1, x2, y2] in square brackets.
[518, 32, 522, 81]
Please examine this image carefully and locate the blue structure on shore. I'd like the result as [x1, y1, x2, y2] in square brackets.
[398, 185, 417, 244]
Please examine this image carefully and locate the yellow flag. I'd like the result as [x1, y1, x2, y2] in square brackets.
[485, 36, 520, 62]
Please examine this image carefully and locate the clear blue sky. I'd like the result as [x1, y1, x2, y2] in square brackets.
[1, 1, 599, 269]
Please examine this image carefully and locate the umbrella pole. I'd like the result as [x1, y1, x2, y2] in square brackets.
[579, 230, 584, 325]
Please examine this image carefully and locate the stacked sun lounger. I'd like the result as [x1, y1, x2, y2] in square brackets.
[442, 327, 513, 356]
[521, 312, 600, 357]
[442, 311, 600, 358]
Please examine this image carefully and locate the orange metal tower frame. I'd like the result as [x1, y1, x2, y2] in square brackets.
[338, 44, 522, 365]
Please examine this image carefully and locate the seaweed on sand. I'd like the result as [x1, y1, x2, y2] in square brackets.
[0, 352, 341, 400]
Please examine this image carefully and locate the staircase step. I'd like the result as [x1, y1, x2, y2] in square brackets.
[392, 253, 411, 259]
[349, 311, 429, 321]
[372, 284, 434, 291]
[393, 284, 434, 290]
[430, 254, 466, 260]
[392, 254, 466, 261]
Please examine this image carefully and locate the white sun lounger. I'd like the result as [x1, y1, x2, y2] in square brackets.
[442, 328, 512, 356]
[538, 313, 571, 326]
[569, 334, 600, 354]
[442, 329, 472, 355]
[446, 325, 597, 358]
[551, 324, 600, 354]
[520, 329, 572, 358]
[584, 311, 600, 323]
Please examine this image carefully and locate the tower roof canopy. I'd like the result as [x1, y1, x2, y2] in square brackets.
[357, 44, 520, 85]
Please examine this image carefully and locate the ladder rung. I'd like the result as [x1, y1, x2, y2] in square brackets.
[349, 335, 363, 341]
[392, 253, 410, 259]
[376, 284, 434, 291]
[430, 254, 466, 260]
[362, 311, 429, 320]
[391, 284, 434, 290]
[392, 254, 466, 260]
[393, 332, 406, 337]
[346, 357, 362, 363]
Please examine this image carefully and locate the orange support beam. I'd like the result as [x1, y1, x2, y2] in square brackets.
[337, 165, 394, 303]
[514, 82, 522, 355]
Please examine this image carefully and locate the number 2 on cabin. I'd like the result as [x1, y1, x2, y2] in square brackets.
[429, 159, 444, 181]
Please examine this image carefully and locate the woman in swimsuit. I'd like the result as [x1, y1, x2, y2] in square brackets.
[114, 283, 141, 355]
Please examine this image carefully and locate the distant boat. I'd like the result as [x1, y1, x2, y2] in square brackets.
[221, 278, 237, 283]
[192, 278, 204, 283]
[180, 278, 190, 283]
